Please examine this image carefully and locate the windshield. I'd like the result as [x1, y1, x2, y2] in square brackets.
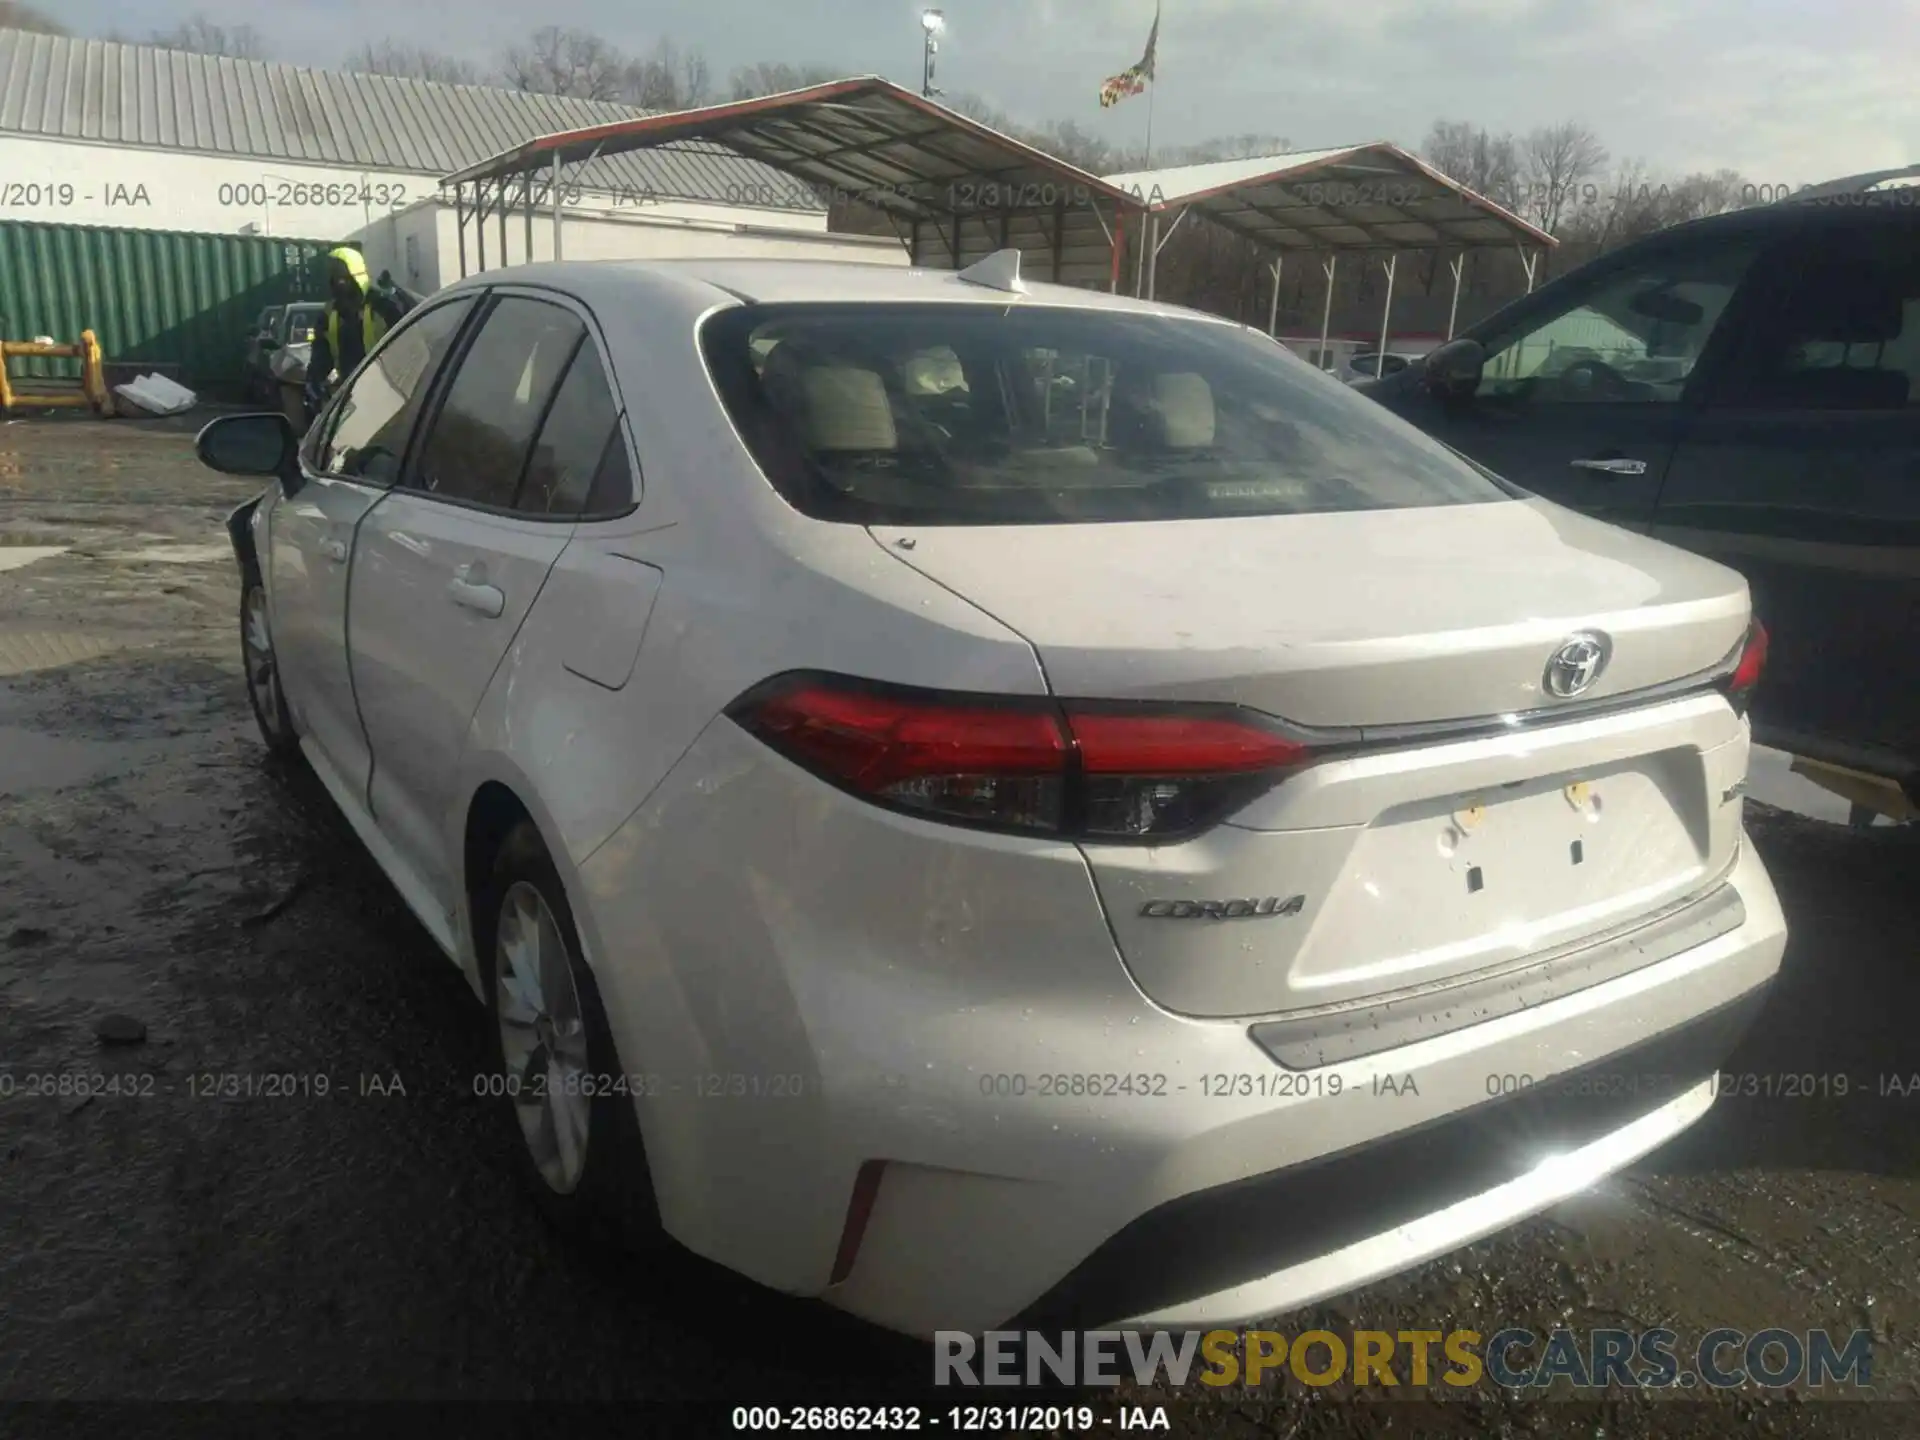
[701, 303, 1514, 526]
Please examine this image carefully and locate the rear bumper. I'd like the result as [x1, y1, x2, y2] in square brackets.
[1013, 983, 1765, 1330]
[574, 718, 1786, 1339]
[843, 846, 1778, 1337]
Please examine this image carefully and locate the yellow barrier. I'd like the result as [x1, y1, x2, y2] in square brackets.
[0, 330, 116, 417]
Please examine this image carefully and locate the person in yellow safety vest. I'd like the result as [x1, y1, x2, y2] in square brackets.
[303, 245, 414, 418]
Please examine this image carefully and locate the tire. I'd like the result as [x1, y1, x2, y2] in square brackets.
[240, 578, 299, 758]
[477, 820, 661, 1248]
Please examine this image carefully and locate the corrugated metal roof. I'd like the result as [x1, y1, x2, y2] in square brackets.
[1104, 147, 1361, 202]
[1103, 142, 1555, 251]
[435, 78, 1141, 288]
[0, 29, 822, 211]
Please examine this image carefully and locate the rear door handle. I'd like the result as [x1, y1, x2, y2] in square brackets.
[320, 538, 348, 563]
[1570, 456, 1648, 476]
[448, 575, 506, 618]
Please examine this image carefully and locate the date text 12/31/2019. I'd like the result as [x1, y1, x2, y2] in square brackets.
[730, 1405, 1171, 1432]
[0, 1071, 408, 1100]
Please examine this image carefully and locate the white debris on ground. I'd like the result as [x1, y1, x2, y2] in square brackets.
[0, 546, 69, 573]
[112, 374, 198, 417]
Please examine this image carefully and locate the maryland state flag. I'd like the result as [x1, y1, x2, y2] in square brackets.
[1099, 4, 1160, 108]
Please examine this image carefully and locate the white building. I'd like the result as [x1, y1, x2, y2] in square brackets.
[0, 29, 903, 290]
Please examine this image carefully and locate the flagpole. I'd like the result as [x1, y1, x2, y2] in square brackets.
[1144, 2, 1159, 167]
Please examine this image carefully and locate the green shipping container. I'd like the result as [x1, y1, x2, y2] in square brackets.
[0, 221, 336, 395]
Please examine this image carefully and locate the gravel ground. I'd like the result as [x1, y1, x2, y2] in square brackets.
[0, 416, 1915, 1436]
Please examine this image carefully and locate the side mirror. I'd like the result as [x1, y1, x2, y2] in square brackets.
[196, 412, 298, 483]
[1424, 337, 1486, 404]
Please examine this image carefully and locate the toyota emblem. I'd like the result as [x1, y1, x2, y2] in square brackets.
[1544, 632, 1611, 699]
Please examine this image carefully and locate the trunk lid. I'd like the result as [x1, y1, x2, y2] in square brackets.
[872, 497, 1750, 727]
[876, 497, 1754, 1021]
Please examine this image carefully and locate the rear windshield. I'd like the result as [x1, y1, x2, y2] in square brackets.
[700, 302, 1513, 526]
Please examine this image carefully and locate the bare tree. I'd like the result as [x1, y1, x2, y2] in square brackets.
[1668, 168, 1749, 221]
[1559, 160, 1751, 249]
[344, 39, 481, 85]
[1422, 120, 1522, 213]
[623, 38, 713, 110]
[728, 61, 843, 101]
[1026, 120, 1116, 173]
[502, 26, 627, 100]
[1520, 121, 1609, 233]
[0, 1, 64, 34]
[149, 14, 267, 59]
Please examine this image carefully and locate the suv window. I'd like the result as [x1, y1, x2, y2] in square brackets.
[318, 296, 475, 482]
[701, 302, 1514, 526]
[1478, 242, 1759, 404]
[1718, 235, 1920, 410]
[410, 296, 586, 510]
[518, 341, 630, 517]
[283, 305, 324, 345]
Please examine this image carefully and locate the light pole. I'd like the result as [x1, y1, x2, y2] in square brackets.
[921, 10, 945, 98]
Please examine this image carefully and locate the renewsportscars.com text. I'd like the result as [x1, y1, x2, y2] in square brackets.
[935, 1327, 1873, 1391]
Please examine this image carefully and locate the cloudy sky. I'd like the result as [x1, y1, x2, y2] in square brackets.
[54, 0, 1920, 185]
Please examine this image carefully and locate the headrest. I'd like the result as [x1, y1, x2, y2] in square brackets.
[798, 365, 898, 451]
[1150, 372, 1215, 448]
[1789, 287, 1904, 345]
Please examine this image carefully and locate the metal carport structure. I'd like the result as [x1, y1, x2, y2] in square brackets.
[437, 77, 1146, 290]
[1104, 144, 1556, 365]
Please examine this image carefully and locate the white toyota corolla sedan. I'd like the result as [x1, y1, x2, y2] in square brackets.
[197, 252, 1785, 1339]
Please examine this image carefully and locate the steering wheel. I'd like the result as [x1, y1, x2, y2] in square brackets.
[1555, 358, 1634, 400]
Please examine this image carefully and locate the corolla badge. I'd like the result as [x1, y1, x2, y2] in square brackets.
[1544, 632, 1611, 699]
[1139, 896, 1305, 920]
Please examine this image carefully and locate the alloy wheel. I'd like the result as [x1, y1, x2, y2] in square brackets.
[493, 880, 594, 1195]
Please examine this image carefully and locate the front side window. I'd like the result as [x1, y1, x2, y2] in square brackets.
[701, 303, 1514, 526]
[1478, 242, 1759, 404]
[319, 296, 474, 483]
[409, 297, 586, 509]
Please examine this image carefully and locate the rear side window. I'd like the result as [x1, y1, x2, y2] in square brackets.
[410, 297, 586, 509]
[319, 296, 474, 482]
[1721, 231, 1920, 409]
[700, 303, 1512, 526]
[518, 341, 630, 517]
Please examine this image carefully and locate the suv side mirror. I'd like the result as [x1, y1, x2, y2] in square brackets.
[1424, 337, 1486, 404]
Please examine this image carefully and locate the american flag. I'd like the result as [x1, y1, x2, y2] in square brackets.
[1099, 5, 1160, 109]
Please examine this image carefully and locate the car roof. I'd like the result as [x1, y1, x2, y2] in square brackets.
[1615, 193, 1919, 250]
[441, 257, 1238, 324]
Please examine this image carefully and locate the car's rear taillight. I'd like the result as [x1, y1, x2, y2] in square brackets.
[733, 680, 1070, 831]
[728, 675, 1311, 843]
[1722, 620, 1768, 716]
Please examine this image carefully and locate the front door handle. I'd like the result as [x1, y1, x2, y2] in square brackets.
[1570, 456, 1648, 476]
[448, 573, 506, 618]
[320, 537, 348, 563]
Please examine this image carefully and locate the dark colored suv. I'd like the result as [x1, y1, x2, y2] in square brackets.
[1363, 170, 1920, 809]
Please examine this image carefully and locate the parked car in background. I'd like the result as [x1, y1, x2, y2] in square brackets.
[195, 252, 1782, 1339]
[1344, 350, 1419, 384]
[241, 307, 284, 402]
[242, 303, 325, 403]
[1363, 171, 1920, 819]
